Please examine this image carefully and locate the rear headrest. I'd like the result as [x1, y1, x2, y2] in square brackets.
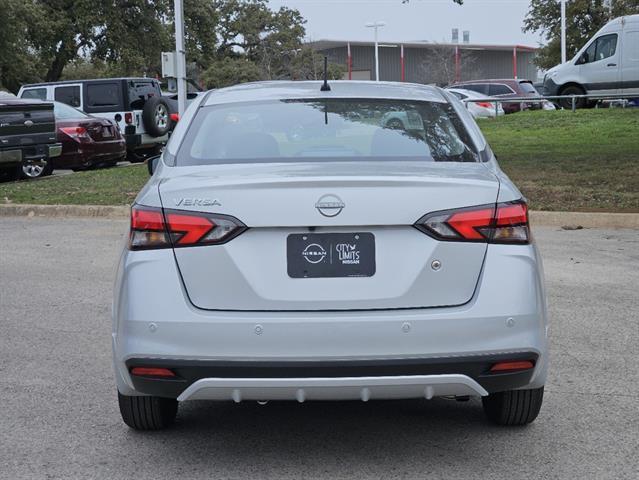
[370, 128, 429, 157]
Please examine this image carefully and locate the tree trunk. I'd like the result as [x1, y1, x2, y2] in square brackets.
[45, 40, 72, 82]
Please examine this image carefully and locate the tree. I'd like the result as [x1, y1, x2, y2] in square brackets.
[201, 57, 262, 88]
[0, 0, 321, 91]
[0, 1, 42, 92]
[418, 44, 477, 86]
[212, 0, 308, 79]
[523, 0, 639, 69]
[288, 47, 345, 81]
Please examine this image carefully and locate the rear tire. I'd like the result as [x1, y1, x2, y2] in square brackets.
[482, 387, 544, 426]
[117, 392, 178, 430]
[19, 160, 52, 179]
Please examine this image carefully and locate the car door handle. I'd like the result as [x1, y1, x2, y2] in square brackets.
[607, 63, 617, 67]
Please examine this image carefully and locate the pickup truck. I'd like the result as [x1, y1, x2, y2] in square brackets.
[0, 94, 62, 180]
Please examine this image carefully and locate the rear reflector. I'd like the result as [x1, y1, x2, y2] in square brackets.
[130, 367, 176, 378]
[129, 205, 247, 250]
[170, 113, 180, 122]
[415, 200, 530, 244]
[489, 360, 535, 373]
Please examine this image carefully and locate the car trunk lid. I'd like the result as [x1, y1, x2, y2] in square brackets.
[158, 161, 500, 311]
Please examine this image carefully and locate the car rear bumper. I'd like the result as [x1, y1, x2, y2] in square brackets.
[179, 375, 488, 402]
[58, 140, 125, 168]
[124, 352, 539, 400]
[113, 243, 549, 400]
[125, 132, 168, 149]
[0, 149, 22, 166]
[1, 143, 62, 171]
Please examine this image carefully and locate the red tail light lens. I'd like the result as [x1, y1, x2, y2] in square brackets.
[415, 201, 529, 244]
[124, 112, 133, 124]
[489, 360, 535, 373]
[60, 126, 90, 142]
[129, 205, 247, 250]
[476, 102, 493, 109]
[130, 367, 176, 378]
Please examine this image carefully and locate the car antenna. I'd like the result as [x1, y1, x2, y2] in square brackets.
[320, 56, 331, 92]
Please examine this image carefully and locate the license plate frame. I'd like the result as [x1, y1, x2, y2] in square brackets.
[287, 232, 376, 278]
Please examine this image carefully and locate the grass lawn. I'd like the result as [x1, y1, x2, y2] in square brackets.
[0, 164, 148, 206]
[479, 108, 639, 212]
[0, 108, 637, 211]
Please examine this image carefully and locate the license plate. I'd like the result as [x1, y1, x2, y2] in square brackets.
[102, 127, 113, 138]
[287, 233, 376, 278]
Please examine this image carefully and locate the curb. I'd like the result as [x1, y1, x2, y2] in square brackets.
[0, 204, 129, 219]
[1, 204, 638, 229]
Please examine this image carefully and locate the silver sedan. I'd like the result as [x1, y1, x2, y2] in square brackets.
[113, 81, 548, 430]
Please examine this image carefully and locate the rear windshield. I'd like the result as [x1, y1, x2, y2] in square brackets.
[54, 102, 90, 119]
[177, 98, 479, 165]
[519, 82, 538, 94]
[128, 81, 160, 110]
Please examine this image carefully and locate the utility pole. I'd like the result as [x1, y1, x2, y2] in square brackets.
[174, 0, 187, 115]
[560, 0, 567, 63]
[365, 21, 386, 81]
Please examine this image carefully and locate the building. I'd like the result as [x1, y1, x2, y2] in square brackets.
[310, 40, 539, 85]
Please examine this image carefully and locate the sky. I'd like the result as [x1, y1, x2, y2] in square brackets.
[268, 0, 544, 47]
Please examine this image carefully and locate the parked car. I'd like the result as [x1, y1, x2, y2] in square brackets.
[113, 81, 548, 430]
[53, 102, 126, 171]
[445, 88, 505, 118]
[450, 79, 545, 113]
[18, 78, 170, 162]
[542, 14, 639, 109]
[0, 93, 61, 180]
[162, 91, 204, 111]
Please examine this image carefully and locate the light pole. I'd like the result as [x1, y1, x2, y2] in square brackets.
[560, 0, 567, 63]
[365, 21, 386, 81]
[174, 0, 187, 115]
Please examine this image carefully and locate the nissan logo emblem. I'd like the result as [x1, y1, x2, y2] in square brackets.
[315, 194, 345, 217]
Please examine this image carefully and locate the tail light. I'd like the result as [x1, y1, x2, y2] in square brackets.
[124, 112, 133, 124]
[129, 205, 247, 250]
[170, 113, 180, 122]
[59, 126, 90, 142]
[476, 102, 493, 109]
[415, 200, 529, 244]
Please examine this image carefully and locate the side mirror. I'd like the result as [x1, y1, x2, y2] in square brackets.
[576, 52, 588, 65]
[147, 155, 161, 176]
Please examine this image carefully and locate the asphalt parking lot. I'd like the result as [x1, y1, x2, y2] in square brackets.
[0, 217, 637, 480]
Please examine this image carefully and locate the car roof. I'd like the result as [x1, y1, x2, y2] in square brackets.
[0, 96, 50, 106]
[203, 81, 449, 106]
[21, 78, 157, 88]
[446, 88, 490, 99]
[455, 78, 532, 84]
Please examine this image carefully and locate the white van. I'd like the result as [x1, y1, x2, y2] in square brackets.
[18, 78, 171, 161]
[542, 14, 639, 108]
